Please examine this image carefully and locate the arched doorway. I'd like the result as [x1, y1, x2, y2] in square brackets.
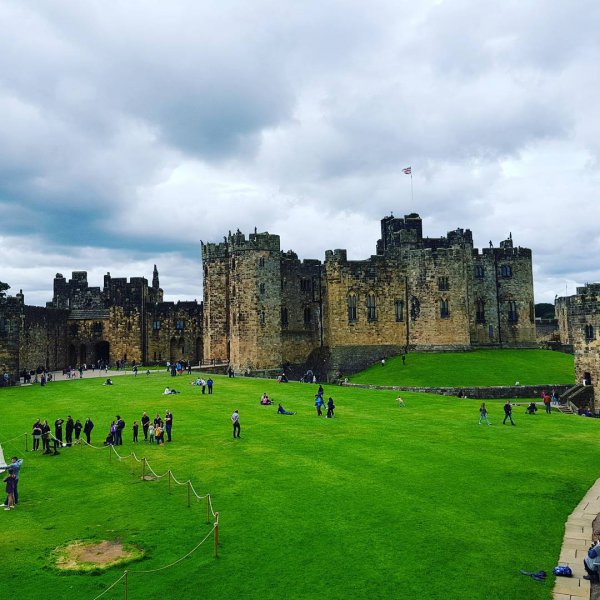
[68, 344, 77, 367]
[95, 341, 110, 364]
[79, 344, 87, 365]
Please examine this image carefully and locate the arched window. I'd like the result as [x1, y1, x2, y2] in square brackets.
[508, 301, 518, 323]
[347, 294, 357, 322]
[259, 283, 265, 295]
[366, 294, 376, 322]
[474, 265, 484, 279]
[394, 299, 404, 322]
[500, 265, 513, 278]
[585, 324, 595, 341]
[259, 309, 265, 325]
[281, 307, 289, 327]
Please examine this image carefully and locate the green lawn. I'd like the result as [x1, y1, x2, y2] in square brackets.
[0, 367, 596, 599]
[350, 349, 575, 387]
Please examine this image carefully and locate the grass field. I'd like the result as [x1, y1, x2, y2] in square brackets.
[0, 363, 596, 600]
[349, 349, 575, 387]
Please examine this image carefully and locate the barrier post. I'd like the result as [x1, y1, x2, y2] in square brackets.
[124, 570, 128, 600]
[214, 513, 219, 558]
[24, 433, 28, 453]
[187, 481, 191, 508]
[168, 470, 171, 494]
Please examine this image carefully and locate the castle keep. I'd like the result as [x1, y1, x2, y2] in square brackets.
[202, 213, 536, 376]
[0, 267, 202, 380]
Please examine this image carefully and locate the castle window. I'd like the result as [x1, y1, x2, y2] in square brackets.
[438, 277, 449, 291]
[347, 294, 357, 323]
[585, 325, 595, 341]
[259, 283, 265, 295]
[300, 279, 311, 292]
[366, 294, 376, 322]
[281, 307, 289, 327]
[152, 320, 161, 331]
[508, 301, 518, 323]
[474, 265, 484, 279]
[440, 299, 450, 318]
[175, 320, 185, 330]
[475, 300, 485, 324]
[259, 310, 265, 325]
[304, 307, 311, 325]
[259, 257, 265, 268]
[394, 299, 404, 322]
[500, 265, 513, 278]
[93, 322, 103, 335]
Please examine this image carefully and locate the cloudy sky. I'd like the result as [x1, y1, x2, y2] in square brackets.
[1, 0, 599, 306]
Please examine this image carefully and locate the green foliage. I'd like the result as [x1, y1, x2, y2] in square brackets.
[0, 369, 594, 599]
[535, 303, 555, 320]
[350, 349, 575, 387]
[0, 281, 9, 299]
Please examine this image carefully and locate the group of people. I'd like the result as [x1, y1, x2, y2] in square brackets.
[314, 385, 335, 418]
[1, 456, 23, 510]
[102, 411, 174, 445]
[31, 417, 95, 453]
[478, 402, 517, 425]
[191, 377, 214, 394]
[479, 396, 560, 425]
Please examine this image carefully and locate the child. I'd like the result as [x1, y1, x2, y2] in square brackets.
[4, 469, 16, 510]
[148, 424, 155, 444]
[132, 420, 139, 443]
[155, 424, 163, 445]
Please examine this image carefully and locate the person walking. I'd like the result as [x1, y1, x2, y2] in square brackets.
[231, 410, 241, 438]
[315, 395, 325, 416]
[83, 417, 94, 444]
[326, 397, 335, 418]
[503, 401, 515, 425]
[543, 392, 552, 414]
[479, 403, 491, 425]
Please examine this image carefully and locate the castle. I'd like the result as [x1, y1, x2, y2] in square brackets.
[556, 283, 600, 406]
[202, 213, 536, 377]
[0, 267, 202, 381]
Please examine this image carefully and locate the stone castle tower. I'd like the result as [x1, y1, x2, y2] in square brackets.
[202, 213, 536, 376]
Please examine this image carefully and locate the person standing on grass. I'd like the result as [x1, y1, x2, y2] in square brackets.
[148, 423, 155, 444]
[327, 397, 335, 418]
[315, 395, 325, 416]
[74, 419, 83, 443]
[479, 403, 491, 425]
[32, 419, 42, 451]
[132, 421, 139, 443]
[141, 412, 150, 441]
[232, 410, 241, 438]
[207, 378, 213, 394]
[503, 401, 515, 425]
[83, 417, 94, 444]
[3, 470, 16, 510]
[0, 457, 23, 506]
[54, 418, 64, 444]
[543, 392, 552, 414]
[41, 420, 51, 453]
[65, 415, 74, 447]
[165, 410, 173, 442]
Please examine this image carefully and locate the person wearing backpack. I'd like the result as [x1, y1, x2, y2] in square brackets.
[584, 542, 600, 581]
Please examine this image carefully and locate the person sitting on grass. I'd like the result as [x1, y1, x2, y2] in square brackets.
[164, 387, 179, 395]
[526, 402, 538, 415]
[103, 378, 113, 385]
[277, 403, 295, 415]
[261, 393, 272, 405]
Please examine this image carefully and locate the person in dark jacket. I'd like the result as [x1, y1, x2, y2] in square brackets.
[32, 419, 43, 451]
[503, 401, 515, 425]
[65, 416, 74, 447]
[83, 417, 94, 444]
[141, 412, 150, 441]
[41, 420, 51, 453]
[54, 418, 64, 443]
[74, 419, 83, 443]
[326, 397, 335, 418]
[115, 416, 125, 445]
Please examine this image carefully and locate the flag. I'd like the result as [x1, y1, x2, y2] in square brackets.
[403, 167, 412, 175]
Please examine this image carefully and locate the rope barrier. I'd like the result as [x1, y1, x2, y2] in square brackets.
[91, 571, 127, 600]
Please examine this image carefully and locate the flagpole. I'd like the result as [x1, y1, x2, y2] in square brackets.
[410, 172, 413, 204]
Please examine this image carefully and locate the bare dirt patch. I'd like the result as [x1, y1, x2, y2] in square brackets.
[55, 540, 143, 571]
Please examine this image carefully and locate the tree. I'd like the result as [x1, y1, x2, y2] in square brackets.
[535, 303, 555, 320]
[0, 281, 9, 300]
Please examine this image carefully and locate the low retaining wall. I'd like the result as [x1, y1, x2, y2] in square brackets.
[340, 383, 573, 399]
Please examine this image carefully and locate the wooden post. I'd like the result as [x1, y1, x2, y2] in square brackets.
[214, 513, 219, 559]
[24, 433, 28, 453]
[124, 570, 128, 600]
[168, 470, 171, 494]
[187, 481, 191, 508]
